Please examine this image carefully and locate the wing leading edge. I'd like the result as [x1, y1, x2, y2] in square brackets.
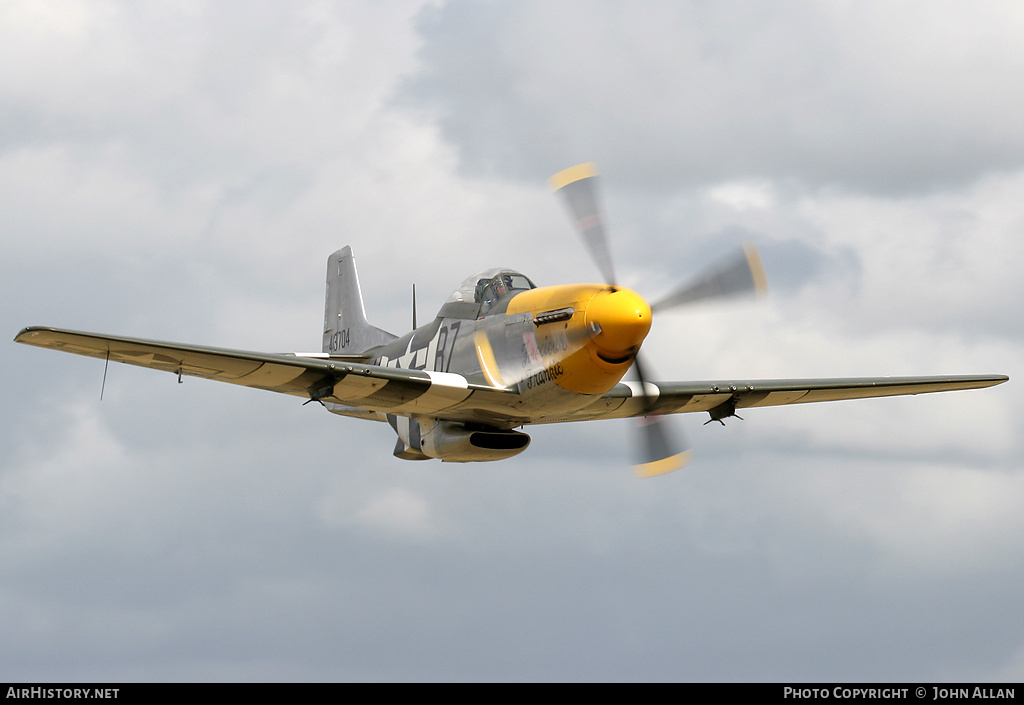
[531, 375, 1009, 423]
[14, 327, 512, 418]
[14, 327, 1008, 426]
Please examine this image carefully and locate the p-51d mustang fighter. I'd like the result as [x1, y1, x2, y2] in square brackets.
[15, 164, 1008, 476]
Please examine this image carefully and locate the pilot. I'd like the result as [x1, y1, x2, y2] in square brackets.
[475, 278, 492, 304]
[491, 275, 509, 300]
[477, 274, 511, 314]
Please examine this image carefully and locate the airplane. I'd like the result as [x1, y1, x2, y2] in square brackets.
[14, 163, 1009, 477]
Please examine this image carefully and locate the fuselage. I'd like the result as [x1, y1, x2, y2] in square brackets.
[370, 277, 652, 429]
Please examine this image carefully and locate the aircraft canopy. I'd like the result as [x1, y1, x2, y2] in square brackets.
[445, 269, 536, 315]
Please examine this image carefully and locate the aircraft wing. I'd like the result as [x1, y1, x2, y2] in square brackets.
[532, 374, 1009, 423]
[14, 327, 1008, 426]
[14, 327, 512, 417]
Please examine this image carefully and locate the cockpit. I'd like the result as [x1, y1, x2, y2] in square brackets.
[439, 268, 537, 319]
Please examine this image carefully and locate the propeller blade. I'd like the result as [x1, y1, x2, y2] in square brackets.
[473, 315, 597, 389]
[550, 163, 617, 286]
[547, 162, 755, 474]
[650, 242, 768, 313]
[631, 355, 691, 477]
[634, 415, 692, 478]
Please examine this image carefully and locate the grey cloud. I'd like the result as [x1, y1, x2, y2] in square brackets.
[2, 0, 1021, 684]
[402, 0, 1024, 194]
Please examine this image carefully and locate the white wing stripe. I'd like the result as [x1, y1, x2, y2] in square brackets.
[387, 371, 473, 414]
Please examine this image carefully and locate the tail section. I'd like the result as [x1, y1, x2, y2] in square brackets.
[323, 247, 397, 355]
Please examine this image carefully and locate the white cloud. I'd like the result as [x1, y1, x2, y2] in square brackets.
[351, 487, 446, 541]
[707, 180, 776, 211]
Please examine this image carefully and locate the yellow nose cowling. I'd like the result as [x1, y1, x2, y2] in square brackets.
[586, 287, 652, 362]
[505, 284, 653, 396]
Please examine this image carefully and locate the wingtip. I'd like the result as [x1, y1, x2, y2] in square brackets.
[14, 326, 45, 343]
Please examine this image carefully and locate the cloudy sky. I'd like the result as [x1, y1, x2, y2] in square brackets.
[2, 0, 1022, 682]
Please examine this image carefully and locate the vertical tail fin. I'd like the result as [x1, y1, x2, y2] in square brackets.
[323, 247, 397, 355]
